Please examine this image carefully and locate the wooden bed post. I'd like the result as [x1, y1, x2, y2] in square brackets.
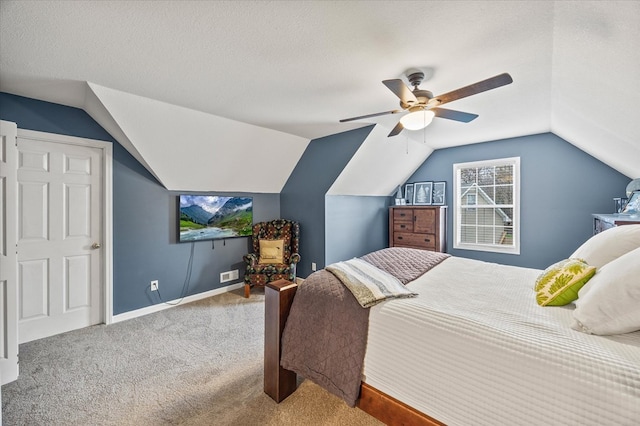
[264, 279, 298, 402]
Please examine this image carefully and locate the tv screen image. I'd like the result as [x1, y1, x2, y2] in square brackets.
[178, 195, 253, 243]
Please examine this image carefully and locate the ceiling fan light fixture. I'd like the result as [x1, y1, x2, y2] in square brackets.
[399, 109, 435, 130]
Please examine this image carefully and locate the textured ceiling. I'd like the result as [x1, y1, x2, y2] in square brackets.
[1, 1, 638, 193]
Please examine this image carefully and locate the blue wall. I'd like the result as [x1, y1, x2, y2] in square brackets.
[0, 93, 116, 142]
[325, 195, 389, 265]
[280, 126, 373, 277]
[0, 93, 280, 315]
[405, 133, 630, 269]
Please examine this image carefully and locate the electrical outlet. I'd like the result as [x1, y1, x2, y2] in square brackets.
[311, 262, 317, 271]
[150, 280, 159, 291]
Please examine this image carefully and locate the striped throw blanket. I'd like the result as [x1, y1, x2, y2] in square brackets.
[326, 257, 417, 308]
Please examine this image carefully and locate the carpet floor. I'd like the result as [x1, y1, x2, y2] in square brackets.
[2, 288, 382, 425]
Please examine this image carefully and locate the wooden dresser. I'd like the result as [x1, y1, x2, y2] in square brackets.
[389, 206, 447, 252]
[592, 213, 640, 234]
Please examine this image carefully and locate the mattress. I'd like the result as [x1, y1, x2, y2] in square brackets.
[363, 257, 640, 426]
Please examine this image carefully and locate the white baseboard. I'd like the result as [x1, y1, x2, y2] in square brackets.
[112, 282, 244, 324]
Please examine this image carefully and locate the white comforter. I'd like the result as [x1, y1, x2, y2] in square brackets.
[363, 257, 640, 426]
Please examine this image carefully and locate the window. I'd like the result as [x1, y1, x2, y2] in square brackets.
[453, 157, 520, 254]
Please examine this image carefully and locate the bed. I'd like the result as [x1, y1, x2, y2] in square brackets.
[264, 226, 640, 425]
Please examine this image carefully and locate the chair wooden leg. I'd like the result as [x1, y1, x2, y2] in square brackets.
[244, 283, 251, 298]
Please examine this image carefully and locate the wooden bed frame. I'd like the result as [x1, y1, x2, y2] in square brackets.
[264, 279, 445, 426]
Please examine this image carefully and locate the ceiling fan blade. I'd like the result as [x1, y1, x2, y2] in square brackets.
[432, 108, 479, 123]
[430, 73, 513, 106]
[388, 121, 404, 137]
[339, 109, 402, 123]
[382, 79, 418, 105]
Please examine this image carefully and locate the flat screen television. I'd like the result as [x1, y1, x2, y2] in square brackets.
[178, 195, 253, 243]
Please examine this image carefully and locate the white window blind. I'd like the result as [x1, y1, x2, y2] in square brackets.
[453, 157, 520, 254]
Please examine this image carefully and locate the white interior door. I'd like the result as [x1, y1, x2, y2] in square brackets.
[0, 120, 19, 384]
[17, 135, 104, 343]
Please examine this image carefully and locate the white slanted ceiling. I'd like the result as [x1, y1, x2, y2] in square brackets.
[0, 1, 638, 195]
[550, 2, 640, 177]
[85, 83, 308, 192]
[328, 121, 433, 196]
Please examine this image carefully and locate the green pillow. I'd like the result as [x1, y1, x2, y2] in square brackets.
[535, 258, 596, 306]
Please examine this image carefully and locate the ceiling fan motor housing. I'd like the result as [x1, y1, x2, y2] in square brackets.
[401, 89, 433, 110]
[401, 70, 435, 110]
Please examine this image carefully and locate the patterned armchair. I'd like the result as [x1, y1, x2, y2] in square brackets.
[243, 219, 300, 298]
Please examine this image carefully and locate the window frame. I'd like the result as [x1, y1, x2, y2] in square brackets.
[453, 157, 520, 255]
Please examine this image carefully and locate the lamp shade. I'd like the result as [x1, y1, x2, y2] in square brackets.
[400, 110, 435, 130]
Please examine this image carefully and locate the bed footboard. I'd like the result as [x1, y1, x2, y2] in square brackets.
[263, 278, 443, 425]
[264, 279, 298, 402]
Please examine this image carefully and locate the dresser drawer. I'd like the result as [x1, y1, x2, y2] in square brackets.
[393, 222, 413, 232]
[393, 232, 436, 250]
[393, 209, 413, 221]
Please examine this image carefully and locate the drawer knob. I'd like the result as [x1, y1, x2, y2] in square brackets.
[424, 239, 431, 242]
[398, 236, 403, 240]
[400, 213, 406, 217]
[400, 225, 406, 228]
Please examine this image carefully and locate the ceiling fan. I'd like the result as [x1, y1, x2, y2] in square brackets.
[339, 70, 513, 137]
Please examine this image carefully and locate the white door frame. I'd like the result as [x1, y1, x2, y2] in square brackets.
[17, 129, 114, 325]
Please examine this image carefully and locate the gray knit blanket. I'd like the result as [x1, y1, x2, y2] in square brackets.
[280, 247, 450, 406]
[326, 257, 417, 308]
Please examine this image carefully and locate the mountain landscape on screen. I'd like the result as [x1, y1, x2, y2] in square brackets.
[179, 195, 253, 242]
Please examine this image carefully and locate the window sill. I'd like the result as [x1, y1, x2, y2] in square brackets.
[453, 243, 520, 255]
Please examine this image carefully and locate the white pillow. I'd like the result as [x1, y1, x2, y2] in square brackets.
[570, 224, 640, 269]
[572, 247, 640, 335]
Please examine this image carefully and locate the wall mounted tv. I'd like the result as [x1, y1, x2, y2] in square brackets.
[178, 195, 253, 243]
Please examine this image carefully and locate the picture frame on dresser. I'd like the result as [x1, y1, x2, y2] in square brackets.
[413, 181, 433, 205]
[404, 183, 414, 205]
[432, 181, 446, 205]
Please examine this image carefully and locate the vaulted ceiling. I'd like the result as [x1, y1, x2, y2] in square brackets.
[1, 1, 638, 194]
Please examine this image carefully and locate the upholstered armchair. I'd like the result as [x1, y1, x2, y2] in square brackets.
[243, 219, 300, 298]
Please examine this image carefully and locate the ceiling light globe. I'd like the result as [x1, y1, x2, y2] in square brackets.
[400, 110, 435, 130]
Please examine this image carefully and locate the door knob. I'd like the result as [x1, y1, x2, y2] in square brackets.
[92, 243, 101, 249]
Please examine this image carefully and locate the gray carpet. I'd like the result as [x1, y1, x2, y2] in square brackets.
[2, 288, 382, 425]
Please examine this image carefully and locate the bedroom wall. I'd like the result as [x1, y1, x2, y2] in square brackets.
[325, 195, 390, 265]
[405, 132, 630, 269]
[0, 93, 280, 315]
[280, 126, 373, 277]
